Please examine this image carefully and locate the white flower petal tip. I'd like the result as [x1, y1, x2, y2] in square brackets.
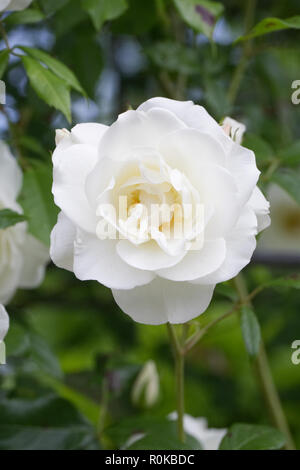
[1, 0, 33, 12]
[50, 98, 270, 325]
[169, 413, 227, 450]
[222, 116, 246, 145]
[132, 360, 160, 408]
[0, 304, 9, 342]
[55, 128, 71, 146]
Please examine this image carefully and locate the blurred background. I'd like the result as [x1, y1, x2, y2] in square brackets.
[0, 0, 300, 450]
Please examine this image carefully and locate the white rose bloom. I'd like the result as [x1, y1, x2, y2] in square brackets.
[50, 97, 270, 325]
[169, 413, 227, 450]
[0, 142, 49, 305]
[258, 184, 300, 254]
[0, 0, 33, 11]
[0, 304, 9, 342]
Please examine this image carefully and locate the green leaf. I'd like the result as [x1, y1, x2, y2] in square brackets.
[19, 162, 59, 246]
[264, 274, 300, 291]
[106, 417, 201, 450]
[0, 50, 9, 79]
[127, 432, 200, 450]
[173, 0, 224, 38]
[272, 168, 300, 205]
[39, 0, 71, 15]
[0, 395, 99, 450]
[81, 0, 128, 31]
[240, 306, 261, 358]
[278, 141, 300, 167]
[5, 8, 45, 26]
[243, 132, 275, 165]
[219, 423, 286, 450]
[0, 209, 27, 230]
[28, 333, 63, 380]
[111, 0, 158, 35]
[22, 55, 71, 122]
[18, 135, 49, 160]
[237, 16, 300, 42]
[21, 46, 85, 96]
[39, 375, 100, 426]
[147, 41, 201, 75]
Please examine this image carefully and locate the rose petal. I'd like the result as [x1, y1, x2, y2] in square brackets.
[117, 239, 186, 271]
[50, 212, 76, 271]
[73, 230, 154, 289]
[112, 278, 215, 325]
[52, 144, 98, 232]
[138, 97, 230, 151]
[227, 143, 260, 207]
[159, 128, 226, 174]
[98, 108, 186, 162]
[19, 234, 49, 288]
[194, 207, 257, 285]
[158, 238, 226, 281]
[248, 186, 271, 232]
[53, 123, 107, 165]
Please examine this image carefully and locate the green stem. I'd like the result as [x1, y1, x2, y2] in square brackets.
[233, 274, 296, 450]
[167, 323, 185, 443]
[226, 0, 256, 107]
[155, 0, 170, 32]
[183, 284, 264, 354]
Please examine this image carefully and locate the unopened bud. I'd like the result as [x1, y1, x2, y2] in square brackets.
[55, 128, 71, 146]
[222, 117, 246, 145]
[132, 360, 159, 408]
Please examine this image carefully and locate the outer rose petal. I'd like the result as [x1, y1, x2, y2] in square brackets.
[194, 207, 257, 285]
[0, 304, 9, 342]
[50, 212, 76, 271]
[52, 144, 98, 233]
[98, 108, 186, 162]
[0, 141, 22, 203]
[159, 128, 226, 173]
[248, 187, 271, 232]
[112, 278, 215, 325]
[19, 234, 49, 288]
[73, 230, 154, 289]
[53, 123, 108, 164]
[138, 97, 231, 151]
[139, 98, 260, 208]
[226, 143, 260, 207]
